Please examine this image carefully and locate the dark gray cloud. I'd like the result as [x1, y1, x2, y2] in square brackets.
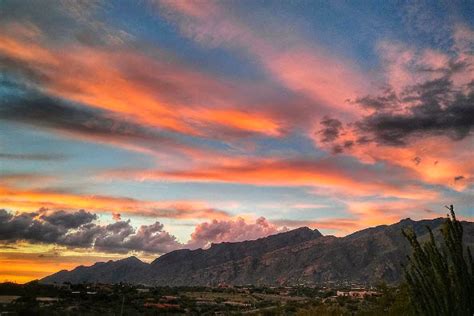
[0, 56, 52, 86]
[342, 140, 354, 149]
[0, 209, 182, 254]
[352, 89, 399, 110]
[355, 77, 474, 146]
[317, 117, 356, 154]
[330, 140, 355, 155]
[0, 210, 67, 244]
[0, 84, 188, 154]
[331, 144, 343, 154]
[59, 223, 103, 248]
[94, 221, 180, 254]
[40, 209, 97, 229]
[318, 116, 343, 143]
[0, 90, 159, 142]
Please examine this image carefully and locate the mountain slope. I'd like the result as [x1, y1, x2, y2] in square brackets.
[148, 227, 323, 285]
[41, 256, 150, 284]
[41, 218, 474, 285]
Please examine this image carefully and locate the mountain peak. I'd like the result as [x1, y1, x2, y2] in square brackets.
[281, 226, 323, 238]
[296, 226, 322, 234]
[205, 227, 322, 249]
[121, 256, 141, 263]
[41, 218, 474, 286]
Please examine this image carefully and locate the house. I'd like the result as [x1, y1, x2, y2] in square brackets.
[336, 290, 379, 299]
[159, 295, 178, 303]
[223, 301, 251, 307]
[144, 303, 181, 310]
[36, 297, 59, 302]
[36, 297, 59, 306]
[137, 288, 150, 293]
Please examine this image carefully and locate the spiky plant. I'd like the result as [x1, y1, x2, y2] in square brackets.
[402, 205, 474, 316]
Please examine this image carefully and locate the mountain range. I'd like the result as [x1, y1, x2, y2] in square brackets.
[41, 217, 474, 286]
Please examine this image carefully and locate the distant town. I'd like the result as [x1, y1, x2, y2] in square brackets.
[0, 281, 391, 315]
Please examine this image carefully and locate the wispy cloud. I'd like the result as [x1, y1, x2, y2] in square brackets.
[102, 156, 438, 200]
[156, 0, 371, 117]
[0, 183, 230, 220]
[0, 152, 67, 161]
[0, 25, 286, 139]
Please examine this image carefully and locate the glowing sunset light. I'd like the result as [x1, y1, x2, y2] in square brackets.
[0, 0, 472, 283]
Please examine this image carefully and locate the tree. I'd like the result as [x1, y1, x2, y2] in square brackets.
[402, 205, 474, 315]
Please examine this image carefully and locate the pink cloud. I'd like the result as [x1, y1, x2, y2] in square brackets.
[102, 156, 438, 200]
[157, 0, 371, 119]
[112, 212, 121, 221]
[375, 30, 473, 96]
[0, 23, 288, 142]
[312, 24, 474, 191]
[187, 217, 284, 249]
[0, 183, 230, 220]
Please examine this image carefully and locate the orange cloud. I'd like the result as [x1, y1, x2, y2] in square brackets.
[0, 25, 283, 139]
[0, 184, 229, 220]
[184, 108, 282, 136]
[353, 138, 474, 189]
[313, 112, 474, 191]
[0, 23, 55, 65]
[103, 157, 438, 200]
[345, 200, 448, 231]
[154, 2, 474, 200]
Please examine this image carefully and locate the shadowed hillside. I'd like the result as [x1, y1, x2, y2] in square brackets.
[42, 218, 474, 286]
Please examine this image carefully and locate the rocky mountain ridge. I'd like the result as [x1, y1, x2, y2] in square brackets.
[41, 217, 474, 285]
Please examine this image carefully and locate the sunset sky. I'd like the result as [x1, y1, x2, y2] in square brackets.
[1, 0, 473, 283]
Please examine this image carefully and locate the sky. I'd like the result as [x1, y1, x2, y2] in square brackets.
[0, 0, 473, 283]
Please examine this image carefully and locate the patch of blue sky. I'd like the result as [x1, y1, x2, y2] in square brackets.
[251, 133, 324, 158]
[170, 132, 236, 153]
[0, 122, 154, 178]
[91, 179, 348, 218]
[220, 1, 396, 71]
[234, 0, 473, 67]
[438, 186, 474, 217]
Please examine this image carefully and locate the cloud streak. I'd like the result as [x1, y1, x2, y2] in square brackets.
[156, 0, 370, 117]
[0, 24, 287, 140]
[0, 183, 230, 220]
[103, 156, 437, 200]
